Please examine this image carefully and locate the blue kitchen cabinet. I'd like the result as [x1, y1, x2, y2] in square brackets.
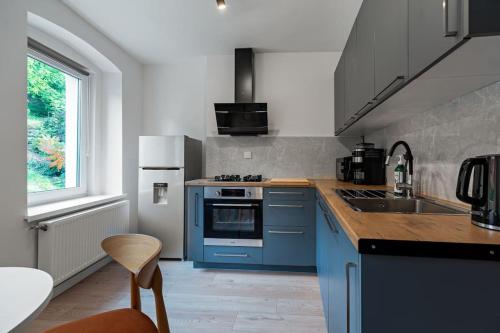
[263, 187, 316, 267]
[204, 245, 262, 264]
[315, 201, 325, 317]
[264, 187, 315, 202]
[263, 225, 315, 266]
[332, 217, 360, 333]
[317, 191, 361, 333]
[186, 186, 204, 262]
[316, 198, 333, 326]
[264, 200, 314, 227]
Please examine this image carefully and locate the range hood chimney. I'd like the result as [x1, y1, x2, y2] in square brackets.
[214, 48, 268, 136]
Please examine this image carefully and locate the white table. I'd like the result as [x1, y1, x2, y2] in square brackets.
[0, 267, 53, 332]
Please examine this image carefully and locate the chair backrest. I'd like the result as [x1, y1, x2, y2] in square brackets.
[101, 234, 169, 333]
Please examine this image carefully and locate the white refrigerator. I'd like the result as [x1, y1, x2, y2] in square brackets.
[138, 136, 202, 259]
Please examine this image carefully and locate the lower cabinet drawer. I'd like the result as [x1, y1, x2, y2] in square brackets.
[263, 200, 314, 227]
[263, 226, 315, 266]
[204, 246, 262, 264]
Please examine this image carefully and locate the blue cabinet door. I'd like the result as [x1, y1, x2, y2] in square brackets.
[264, 200, 314, 227]
[331, 213, 361, 333]
[204, 246, 262, 264]
[317, 192, 361, 333]
[265, 187, 315, 201]
[263, 226, 315, 266]
[316, 200, 330, 323]
[186, 186, 204, 262]
[340, 231, 360, 333]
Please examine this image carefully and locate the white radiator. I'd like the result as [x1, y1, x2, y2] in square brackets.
[38, 200, 130, 285]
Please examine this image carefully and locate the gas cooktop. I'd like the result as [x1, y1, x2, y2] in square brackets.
[213, 174, 263, 182]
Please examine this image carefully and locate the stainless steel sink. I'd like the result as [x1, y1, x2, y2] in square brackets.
[336, 189, 468, 215]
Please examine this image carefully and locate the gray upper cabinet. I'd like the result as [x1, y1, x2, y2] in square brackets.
[409, 0, 462, 77]
[334, 0, 500, 136]
[372, 0, 408, 100]
[334, 54, 345, 134]
[344, 25, 358, 124]
[354, 0, 375, 115]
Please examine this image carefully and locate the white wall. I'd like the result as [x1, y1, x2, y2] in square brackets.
[0, 0, 143, 267]
[142, 52, 340, 139]
[142, 58, 206, 141]
[0, 0, 32, 267]
[205, 52, 341, 137]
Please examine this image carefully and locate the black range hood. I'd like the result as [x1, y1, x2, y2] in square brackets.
[214, 48, 268, 136]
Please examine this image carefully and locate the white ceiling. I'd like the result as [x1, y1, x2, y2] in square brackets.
[62, 0, 361, 64]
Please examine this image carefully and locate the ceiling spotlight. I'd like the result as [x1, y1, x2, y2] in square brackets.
[217, 0, 226, 10]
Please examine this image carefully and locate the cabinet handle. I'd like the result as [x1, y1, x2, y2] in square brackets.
[443, 0, 458, 37]
[194, 193, 199, 227]
[345, 116, 357, 127]
[373, 76, 405, 101]
[213, 253, 249, 258]
[346, 262, 357, 333]
[318, 200, 339, 233]
[354, 101, 373, 117]
[268, 204, 304, 208]
[268, 230, 305, 235]
[323, 212, 339, 234]
[268, 191, 304, 195]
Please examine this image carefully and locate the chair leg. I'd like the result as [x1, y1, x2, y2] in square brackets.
[152, 266, 170, 333]
[131, 272, 141, 311]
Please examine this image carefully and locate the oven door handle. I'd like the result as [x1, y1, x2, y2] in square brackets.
[209, 203, 260, 207]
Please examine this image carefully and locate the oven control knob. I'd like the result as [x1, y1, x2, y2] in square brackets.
[246, 191, 252, 197]
[215, 191, 221, 196]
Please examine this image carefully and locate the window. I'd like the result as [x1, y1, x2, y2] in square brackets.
[27, 40, 89, 205]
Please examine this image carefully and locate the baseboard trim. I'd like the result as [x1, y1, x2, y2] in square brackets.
[52, 256, 112, 297]
[193, 261, 317, 273]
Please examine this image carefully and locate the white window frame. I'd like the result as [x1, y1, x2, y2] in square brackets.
[27, 48, 90, 206]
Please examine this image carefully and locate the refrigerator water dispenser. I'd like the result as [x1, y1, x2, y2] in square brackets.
[153, 183, 169, 204]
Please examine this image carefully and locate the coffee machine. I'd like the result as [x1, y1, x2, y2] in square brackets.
[345, 138, 386, 185]
[456, 155, 500, 231]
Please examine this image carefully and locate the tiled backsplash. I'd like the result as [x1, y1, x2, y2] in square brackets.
[368, 81, 500, 202]
[205, 136, 357, 179]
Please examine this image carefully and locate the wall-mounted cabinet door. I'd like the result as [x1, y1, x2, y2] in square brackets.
[354, 0, 376, 116]
[344, 25, 358, 124]
[409, 0, 462, 77]
[373, 0, 409, 100]
[334, 54, 346, 134]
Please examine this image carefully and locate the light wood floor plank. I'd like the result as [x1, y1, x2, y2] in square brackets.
[23, 261, 326, 333]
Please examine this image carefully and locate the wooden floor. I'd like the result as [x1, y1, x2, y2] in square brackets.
[23, 261, 326, 333]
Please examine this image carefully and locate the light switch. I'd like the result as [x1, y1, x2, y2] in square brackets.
[244, 151, 252, 159]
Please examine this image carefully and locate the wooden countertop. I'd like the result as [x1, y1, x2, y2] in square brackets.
[185, 179, 315, 187]
[186, 178, 500, 260]
[315, 180, 500, 260]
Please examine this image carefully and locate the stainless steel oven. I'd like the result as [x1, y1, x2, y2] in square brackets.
[203, 187, 263, 247]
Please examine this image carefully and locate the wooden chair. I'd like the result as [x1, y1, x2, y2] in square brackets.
[44, 234, 170, 333]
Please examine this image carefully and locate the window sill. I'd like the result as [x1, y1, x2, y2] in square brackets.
[26, 194, 127, 223]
